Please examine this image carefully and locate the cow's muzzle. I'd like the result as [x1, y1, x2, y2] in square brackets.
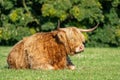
[75, 44, 84, 53]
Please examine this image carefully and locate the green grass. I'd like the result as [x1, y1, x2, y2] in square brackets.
[0, 46, 120, 80]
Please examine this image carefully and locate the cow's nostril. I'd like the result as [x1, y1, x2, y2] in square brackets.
[79, 45, 84, 52]
[80, 46, 83, 49]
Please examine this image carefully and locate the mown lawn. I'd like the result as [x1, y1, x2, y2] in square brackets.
[0, 46, 120, 80]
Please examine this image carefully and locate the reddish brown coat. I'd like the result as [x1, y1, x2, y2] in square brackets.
[7, 27, 85, 70]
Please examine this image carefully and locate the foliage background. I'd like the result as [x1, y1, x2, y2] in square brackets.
[0, 0, 120, 47]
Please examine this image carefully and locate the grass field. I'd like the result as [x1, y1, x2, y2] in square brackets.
[0, 46, 120, 80]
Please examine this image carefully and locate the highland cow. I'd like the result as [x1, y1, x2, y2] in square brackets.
[7, 24, 98, 70]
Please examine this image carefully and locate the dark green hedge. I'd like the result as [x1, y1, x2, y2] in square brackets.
[0, 0, 120, 47]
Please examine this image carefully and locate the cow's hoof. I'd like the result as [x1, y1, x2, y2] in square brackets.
[68, 65, 76, 70]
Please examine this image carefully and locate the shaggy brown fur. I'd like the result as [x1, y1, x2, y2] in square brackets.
[7, 27, 85, 70]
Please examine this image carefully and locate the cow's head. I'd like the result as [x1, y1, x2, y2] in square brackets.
[57, 23, 99, 55]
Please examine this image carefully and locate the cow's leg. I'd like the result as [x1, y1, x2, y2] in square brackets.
[27, 56, 55, 70]
[31, 63, 55, 70]
[66, 56, 75, 70]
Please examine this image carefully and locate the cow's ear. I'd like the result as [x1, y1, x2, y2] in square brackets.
[56, 32, 67, 43]
[56, 31, 70, 53]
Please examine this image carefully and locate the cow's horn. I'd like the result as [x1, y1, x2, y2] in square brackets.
[79, 23, 99, 32]
[57, 20, 60, 29]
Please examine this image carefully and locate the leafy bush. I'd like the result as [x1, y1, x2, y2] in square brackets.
[86, 25, 116, 47]
[0, 0, 120, 47]
[41, 22, 56, 31]
[0, 25, 31, 45]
